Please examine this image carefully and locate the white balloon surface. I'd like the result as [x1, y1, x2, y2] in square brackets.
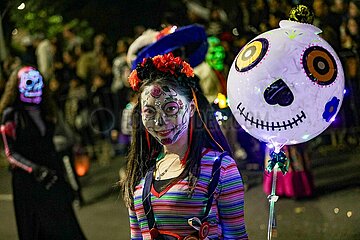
[227, 20, 345, 146]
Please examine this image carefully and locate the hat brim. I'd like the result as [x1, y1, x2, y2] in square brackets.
[132, 24, 208, 70]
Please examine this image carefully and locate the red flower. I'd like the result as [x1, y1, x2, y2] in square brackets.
[129, 53, 195, 92]
[128, 70, 141, 91]
[152, 53, 194, 77]
[153, 53, 176, 75]
[141, 57, 148, 66]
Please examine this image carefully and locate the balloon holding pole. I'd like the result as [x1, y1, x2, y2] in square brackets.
[267, 164, 279, 240]
[266, 141, 288, 240]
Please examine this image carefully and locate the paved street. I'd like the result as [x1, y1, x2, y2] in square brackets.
[1, 144, 360, 240]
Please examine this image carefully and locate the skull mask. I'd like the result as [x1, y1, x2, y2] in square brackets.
[18, 66, 44, 104]
[227, 20, 345, 145]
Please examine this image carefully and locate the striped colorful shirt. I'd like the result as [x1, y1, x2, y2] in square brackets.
[128, 150, 248, 239]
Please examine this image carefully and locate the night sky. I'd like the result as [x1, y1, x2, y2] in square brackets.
[62, 0, 187, 41]
[0, 0, 189, 43]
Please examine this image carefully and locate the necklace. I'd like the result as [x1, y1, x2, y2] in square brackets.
[155, 156, 179, 180]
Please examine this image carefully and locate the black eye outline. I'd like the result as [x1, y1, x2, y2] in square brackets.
[302, 46, 337, 85]
[235, 38, 269, 72]
[162, 101, 180, 116]
[142, 106, 156, 118]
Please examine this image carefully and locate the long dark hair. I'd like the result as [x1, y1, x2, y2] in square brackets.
[121, 54, 231, 208]
[0, 65, 57, 122]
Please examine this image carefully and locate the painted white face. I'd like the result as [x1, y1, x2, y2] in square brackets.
[18, 67, 44, 104]
[227, 20, 345, 146]
[141, 84, 192, 145]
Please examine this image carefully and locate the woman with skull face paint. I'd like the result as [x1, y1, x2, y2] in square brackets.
[121, 53, 248, 239]
[0, 66, 86, 240]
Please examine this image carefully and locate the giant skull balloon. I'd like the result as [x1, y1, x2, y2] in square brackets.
[227, 20, 345, 146]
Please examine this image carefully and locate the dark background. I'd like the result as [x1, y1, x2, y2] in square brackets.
[1, 0, 191, 43]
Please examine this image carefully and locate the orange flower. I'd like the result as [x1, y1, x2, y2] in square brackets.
[181, 61, 194, 77]
[128, 70, 141, 91]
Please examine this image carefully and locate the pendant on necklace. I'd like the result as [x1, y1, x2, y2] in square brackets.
[156, 168, 169, 180]
[155, 156, 178, 180]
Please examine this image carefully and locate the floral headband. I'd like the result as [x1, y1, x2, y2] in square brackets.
[128, 53, 195, 91]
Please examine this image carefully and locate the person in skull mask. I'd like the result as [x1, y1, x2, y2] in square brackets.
[0, 66, 86, 240]
[122, 53, 248, 239]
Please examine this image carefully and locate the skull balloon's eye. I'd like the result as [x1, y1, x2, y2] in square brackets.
[235, 38, 269, 72]
[26, 80, 33, 85]
[303, 46, 337, 85]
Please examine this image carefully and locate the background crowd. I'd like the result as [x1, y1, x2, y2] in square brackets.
[1, 0, 359, 175]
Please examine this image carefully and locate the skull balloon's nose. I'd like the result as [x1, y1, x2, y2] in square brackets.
[264, 79, 294, 106]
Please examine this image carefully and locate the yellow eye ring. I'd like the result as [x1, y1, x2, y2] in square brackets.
[235, 38, 269, 72]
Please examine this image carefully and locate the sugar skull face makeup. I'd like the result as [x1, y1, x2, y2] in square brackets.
[141, 84, 192, 145]
[18, 66, 44, 104]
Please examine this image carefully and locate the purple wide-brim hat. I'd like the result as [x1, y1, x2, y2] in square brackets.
[131, 24, 208, 70]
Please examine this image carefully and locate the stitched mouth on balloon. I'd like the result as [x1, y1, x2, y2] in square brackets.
[236, 102, 306, 131]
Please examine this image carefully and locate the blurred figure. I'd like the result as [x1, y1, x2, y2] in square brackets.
[251, 0, 270, 32]
[1, 55, 22, 93]
[206, 3, 229, 37]
[65, 78, 87, 133]
[0, 66, 86, 239]
[63, 24, 83, 53]
[260, 10, 286, 32]
[19, 35, 37, 67]
[339, 15, 360, 144]
[88, 72, 119, 165]
[75, 41, 96, 86]
[33, 34, 56, 82]
[313, 0, 342, 50]
[185, 0, 210, 25]
[349, 0, 360, 18]
[111, 38, 131, 99]
[112, 37, 132, 154]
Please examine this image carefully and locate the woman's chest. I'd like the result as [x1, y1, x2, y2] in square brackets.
[133, 178, 215, 220]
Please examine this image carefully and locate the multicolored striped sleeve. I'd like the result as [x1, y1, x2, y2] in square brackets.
[217, 155, 248, 239]
[128, 207, 143, 240]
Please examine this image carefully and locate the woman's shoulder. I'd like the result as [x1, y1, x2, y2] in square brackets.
[201, 149, 235, 167]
